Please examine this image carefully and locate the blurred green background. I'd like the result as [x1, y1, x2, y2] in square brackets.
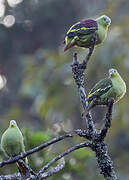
[0, 0, 129, 179]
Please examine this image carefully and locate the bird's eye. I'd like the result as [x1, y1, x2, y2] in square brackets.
[103, 17, 106, 21]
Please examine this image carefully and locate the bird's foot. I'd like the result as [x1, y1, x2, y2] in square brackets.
[108, 97, 115, 106]
[73, 52, 78, 65]
[81, 105, 89, 119]
[81, 111, 88, 122]
[81, 111, 85, 119]
[71, 52, 79, 67]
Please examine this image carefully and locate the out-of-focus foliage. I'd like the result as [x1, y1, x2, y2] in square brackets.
[0, 0, 129, 179]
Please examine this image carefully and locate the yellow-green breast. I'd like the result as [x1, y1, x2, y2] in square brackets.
[110, 75, 126, 102]
[1, 127, 25, 157]
[96, 24, 108, 45]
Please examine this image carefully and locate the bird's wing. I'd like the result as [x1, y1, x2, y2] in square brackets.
[87, 78, 112, 101]
[66, 19, 98, 38]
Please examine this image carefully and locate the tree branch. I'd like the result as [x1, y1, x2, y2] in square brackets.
[0, 173, 21, 180]
[39, 158, 65, 179]
[99, 97, 114, 141]
[0, 133, 72, 168]
[71, 52, 117, 180]
[0, 159, 65, 180]
[38, 142, 92, 175]
[71, 52, 95, 133]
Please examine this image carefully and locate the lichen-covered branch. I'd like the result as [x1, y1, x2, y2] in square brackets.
[0, 173, 21, 180]
[0, 159, 65, 180]
[71, 52, 95, 133]
[71, 52, 117, 180]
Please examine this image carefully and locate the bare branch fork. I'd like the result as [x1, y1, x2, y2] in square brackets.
[0, 133, 92, 179]
[0, 133, 73, 180]
[0, 48, 118, 180]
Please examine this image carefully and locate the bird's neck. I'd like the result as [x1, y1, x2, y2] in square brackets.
[97, 19, 109, 30]
[96, 24, 108, 44]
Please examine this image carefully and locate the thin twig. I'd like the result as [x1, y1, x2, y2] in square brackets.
[99, 98, 114, 141]
[82, 45, 95, 68]
[0, 159, 65, 180]
[39, 158, 65, 179]
[38, 142, 92, 175]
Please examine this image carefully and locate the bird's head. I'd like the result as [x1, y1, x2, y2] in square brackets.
[9, 120, 17, 128]
[109, 68, 118, 78]
[97, 15, 111, 27]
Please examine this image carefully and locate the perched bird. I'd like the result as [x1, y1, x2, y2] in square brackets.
[64, 15, 111, 52]
[86, 68, 126, 112]
[1, 120, 28, 175]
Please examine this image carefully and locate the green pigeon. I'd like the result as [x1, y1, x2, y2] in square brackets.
[1, 120, 28, 174]
[64, 15, 111, 52]
[86, 68, 126, 112]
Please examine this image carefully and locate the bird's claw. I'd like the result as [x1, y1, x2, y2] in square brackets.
[73, 52, 78, 61]
[108, 97, 115, 106]
[81, 111, 87, 119]
[71, 52, 79, 67]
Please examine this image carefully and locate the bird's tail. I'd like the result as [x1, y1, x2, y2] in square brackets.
[82, 97, 95, 118]
[16, 157, 28, 175]
[81, 99, 89, 118]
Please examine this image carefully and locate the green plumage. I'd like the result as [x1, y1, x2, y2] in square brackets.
[86, 69, 126, 111]
[1, 120, 25, 157]
[1, 120, 28, 174]
[64, 15, 111, 51]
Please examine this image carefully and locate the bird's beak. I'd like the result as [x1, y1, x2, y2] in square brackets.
[106, 17, 111, 26]
[10, 120, 16, 126]
[109, 69, 115, 76]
